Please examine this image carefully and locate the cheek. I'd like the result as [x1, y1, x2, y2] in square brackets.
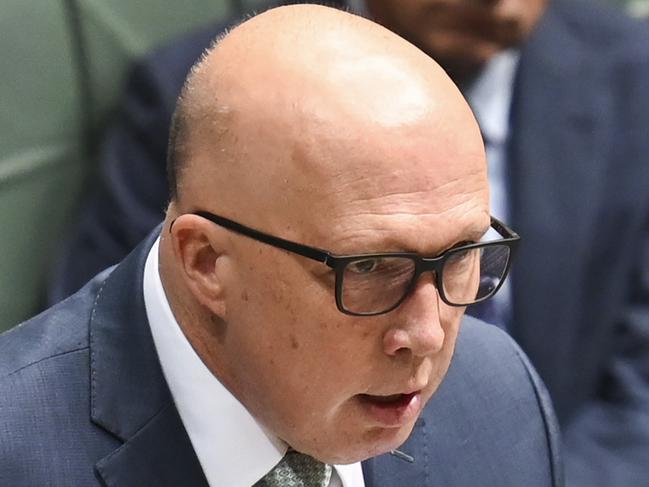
[438, 304, 464, 365]
[420, 306, 463, 399]
[227, 307, 379, 453]
[228, 251, 308, 336]
[228, 257, 368, 387]
[444, 306, 464, 347]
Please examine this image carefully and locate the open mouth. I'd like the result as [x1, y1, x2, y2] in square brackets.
[358, 392, 422, 427]
[360, 392, 416, 407]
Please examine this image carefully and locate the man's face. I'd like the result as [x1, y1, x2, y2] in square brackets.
[175, 9, 490, 464]
[365, 0, 549, 83]
[211, 86, 489, 463]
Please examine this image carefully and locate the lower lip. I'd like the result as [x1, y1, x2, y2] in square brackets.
[359, 392, 422, 428]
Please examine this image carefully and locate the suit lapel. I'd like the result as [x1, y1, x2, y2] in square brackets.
[88, 230, 208, 486]
[94, 405, 207, 487]
[508, 0, 611, 417]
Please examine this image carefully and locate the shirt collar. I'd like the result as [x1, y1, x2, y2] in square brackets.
[143, 238, 365, 487]
[144, 238, 286, 487]
[464, 49, 520, 146]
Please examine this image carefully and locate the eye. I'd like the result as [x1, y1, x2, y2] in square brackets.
[445, 242, 476, 265]
[449, 247, 471, 261]
[347, 258, 382, 275]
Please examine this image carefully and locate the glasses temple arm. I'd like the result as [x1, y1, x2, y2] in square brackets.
[192, 211, 332, 264]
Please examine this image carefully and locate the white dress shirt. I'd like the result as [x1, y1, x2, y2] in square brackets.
[143, 239, 365, 487]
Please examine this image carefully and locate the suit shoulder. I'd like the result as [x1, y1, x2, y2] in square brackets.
[0, 276, 104, 378]
[421, 317, 563, 485]
[457, 315, 531, 362]
[455, 317, 561, 442]
[455, 317, 551, 400]
[0, 274, 119, 485]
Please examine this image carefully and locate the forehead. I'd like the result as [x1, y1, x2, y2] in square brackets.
[213, 80, 491, 253]
[294, 119, 490, 255]
[195, 25, 489, 251]
[191, 87, 489, 256]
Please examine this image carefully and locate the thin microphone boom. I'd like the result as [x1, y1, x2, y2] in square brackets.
[390, 449, 415, 463]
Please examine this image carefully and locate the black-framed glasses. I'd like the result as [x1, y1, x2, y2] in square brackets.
[185, 210, 520, 316]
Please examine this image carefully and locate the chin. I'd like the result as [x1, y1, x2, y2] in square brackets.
[322, 422, 418, 465]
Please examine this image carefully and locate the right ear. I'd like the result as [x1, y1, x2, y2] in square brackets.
[168, 213, 231, 319]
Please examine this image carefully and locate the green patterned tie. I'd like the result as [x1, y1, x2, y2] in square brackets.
[255, 450, 333, 487]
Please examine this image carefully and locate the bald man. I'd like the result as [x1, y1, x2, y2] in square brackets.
[0, 5, 561, 486]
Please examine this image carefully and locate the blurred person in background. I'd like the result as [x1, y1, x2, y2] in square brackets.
[49, 0, 649, 485]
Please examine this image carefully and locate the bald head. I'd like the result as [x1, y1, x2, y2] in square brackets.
[161, 5, 490, 463]
[167, 4, 484, 229]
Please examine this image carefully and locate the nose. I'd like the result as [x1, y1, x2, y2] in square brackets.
[382, 276, 446, 357]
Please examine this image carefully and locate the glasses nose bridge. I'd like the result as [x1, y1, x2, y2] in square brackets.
[414, 255, 444, 282]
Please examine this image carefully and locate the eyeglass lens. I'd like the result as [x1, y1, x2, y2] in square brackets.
[339, 244, 511, 314]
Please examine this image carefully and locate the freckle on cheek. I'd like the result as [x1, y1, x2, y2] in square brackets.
[290, 335, 299, 349]
[241, 290, 249, 302]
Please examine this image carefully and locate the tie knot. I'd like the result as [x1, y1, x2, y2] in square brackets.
[256, 450, 332, 487]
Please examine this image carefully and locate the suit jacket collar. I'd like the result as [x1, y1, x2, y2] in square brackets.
[89, 228, 208, 485]
[89, 228, 168, 441]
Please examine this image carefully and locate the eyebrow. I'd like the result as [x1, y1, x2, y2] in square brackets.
[467, 223, 491, 241]
[328, 222, 489, 257]
[418, 219, 492, 255]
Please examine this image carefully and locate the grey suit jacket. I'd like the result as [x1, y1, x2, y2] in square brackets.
[2, 229, 562, 486]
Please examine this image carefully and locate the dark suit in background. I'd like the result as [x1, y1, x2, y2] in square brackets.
[48, 0, 649, 484]
[1, 229, 562, 486]
[506, 2, 649, 484]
